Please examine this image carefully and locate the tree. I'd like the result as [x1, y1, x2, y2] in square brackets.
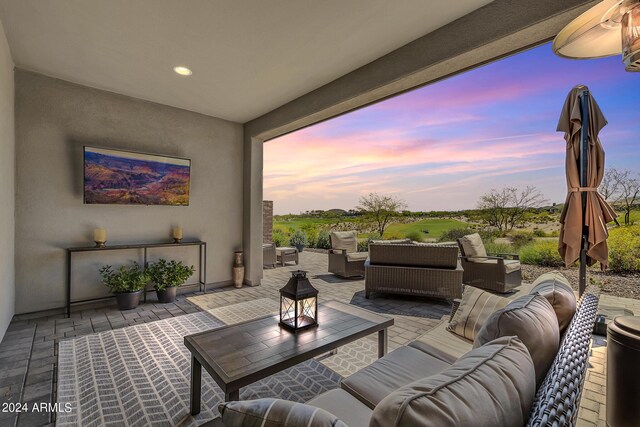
[357, 193, 407, 237]
[476, 186, 547, 232]
[599, 168, 622, 201]
[616, 170, 640, 225]
[599, 168, 640, 225]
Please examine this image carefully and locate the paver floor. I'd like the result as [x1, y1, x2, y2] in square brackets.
[0, 251, 632, 426]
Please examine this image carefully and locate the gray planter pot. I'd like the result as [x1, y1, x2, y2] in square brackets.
[156, 287, 177, 304]
[115, 290, 143, 310]
[295, 244, 305, 253]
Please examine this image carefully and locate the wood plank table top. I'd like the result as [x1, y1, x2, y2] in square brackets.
[184, 300, 393, 395]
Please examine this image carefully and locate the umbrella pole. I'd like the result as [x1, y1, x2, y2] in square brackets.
[578, 89, 590, 296]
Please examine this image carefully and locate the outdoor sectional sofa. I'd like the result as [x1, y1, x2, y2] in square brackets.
[365, 241, 463, 300]
[218, 272, 599, 426]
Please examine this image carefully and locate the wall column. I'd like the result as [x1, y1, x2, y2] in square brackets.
[243, 135, 263, 286]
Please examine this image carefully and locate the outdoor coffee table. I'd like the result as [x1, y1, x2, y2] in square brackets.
[276, 246, 299, 266]
[184, 300, 393, 415]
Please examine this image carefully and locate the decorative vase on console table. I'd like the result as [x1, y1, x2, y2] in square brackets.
[232, 251, 244, 288]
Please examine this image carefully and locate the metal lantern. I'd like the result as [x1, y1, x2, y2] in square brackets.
[279, 270, 318, 332]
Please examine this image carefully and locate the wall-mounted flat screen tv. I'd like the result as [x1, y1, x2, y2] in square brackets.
[83, 146, 191, 206]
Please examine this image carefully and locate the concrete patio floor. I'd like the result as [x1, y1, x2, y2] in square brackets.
[0, 251, 634, 426]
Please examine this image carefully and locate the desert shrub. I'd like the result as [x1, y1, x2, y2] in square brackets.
[519, 240, 564, 267]
[358, 232, 382, 252]
[484, 242, 515, 255]
[405, 230, 423, 242]
[532, 229, 547, 237]
[301, 224, 319, 248]
[438, 227, 497, 243]
[608, 225, 640, 273]
[510, 231, 534, 248]
[272, 230, 289, 247]
[316, 230, 332, 249]
[289, 230, 308, 247]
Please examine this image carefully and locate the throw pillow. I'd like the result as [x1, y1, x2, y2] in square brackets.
[447, 286, 508, 340]
[529, 271, 576, 333]
[459, 233, 488, 263]
[474, 294, 560, 386]
[218, 398, 347, 427]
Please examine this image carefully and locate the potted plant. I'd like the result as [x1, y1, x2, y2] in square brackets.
[147, 259, 195, 303]
[99, 262, 149, 310]
[289, 230, 308, 253]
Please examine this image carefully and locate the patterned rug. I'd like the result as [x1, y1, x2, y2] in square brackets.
[56, 307, 341, 426]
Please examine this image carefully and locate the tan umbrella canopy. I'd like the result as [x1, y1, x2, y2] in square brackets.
[557, 85, 617, 293]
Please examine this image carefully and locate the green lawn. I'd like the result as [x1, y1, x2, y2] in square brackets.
[384, 218, 469, 240]
[273, 217, 341, 232]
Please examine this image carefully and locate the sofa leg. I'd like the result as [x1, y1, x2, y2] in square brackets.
[365, 291, 371, 299]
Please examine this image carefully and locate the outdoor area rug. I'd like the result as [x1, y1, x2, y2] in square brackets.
[56, 305, 341, 426]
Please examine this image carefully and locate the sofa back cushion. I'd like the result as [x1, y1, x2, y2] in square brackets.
[474, 294, 559, 386]
[219, 398, 347, 427]
[330, 231, 357, 253]
[448, 286, 509, 340]
[529, 271, 576, 333]
[458, 233, 488, 263]
[370, 336, 536, 427]
[369, 243, 459, 268]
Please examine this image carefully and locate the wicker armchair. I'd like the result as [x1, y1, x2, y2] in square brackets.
[457, 234, 521, 293]
[328, 231, 367, 278]
[262, 243, 276, 268]
[365, 242, 463, 300]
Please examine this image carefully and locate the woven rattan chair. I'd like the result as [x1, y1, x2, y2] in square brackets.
[262, 243, 276, 268]
[457, 234, 521, 293]
[365, 242, 463, 300]
[328, 231, 367, 278]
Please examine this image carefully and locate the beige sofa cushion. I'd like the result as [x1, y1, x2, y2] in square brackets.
[340, 346, 450, 409]
[459, 233, 488, 262]
[409, 320, 472, 363]
[369, 239, 412, 245]
[447, 286, 509, 340]
[370, 336, 536, 427]
[529, 271, 576, 333]
[330, 231, 358, 253]
[219, 398, 347, 427]
[346, 252, 368, 262]
[474, 294, 560, 386]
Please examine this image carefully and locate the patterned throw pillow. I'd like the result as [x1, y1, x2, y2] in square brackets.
[218, 398, 347, 427]
[447, 286, 508, 340]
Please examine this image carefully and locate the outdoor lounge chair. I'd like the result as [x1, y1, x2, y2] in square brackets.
[328, 231, 368, 278]
[457, 233, 521, 293]
[365, 241, 463, 300]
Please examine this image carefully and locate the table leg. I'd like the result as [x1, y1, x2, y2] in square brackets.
[378, 329, 388, 358]
[190, 356, 202, 415]
[225, 389, 240, 402]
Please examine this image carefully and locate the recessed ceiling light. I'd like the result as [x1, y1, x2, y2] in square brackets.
[173, 66, 192, 76]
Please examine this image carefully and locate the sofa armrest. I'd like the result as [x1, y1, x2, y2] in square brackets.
[450, 299, 461, 318]
[488, 252, 520, 260]
[459, 255, 506, 262]
[330, 248, 347, 255]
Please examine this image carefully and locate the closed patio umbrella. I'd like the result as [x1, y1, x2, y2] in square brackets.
[557, 85, 617, 295]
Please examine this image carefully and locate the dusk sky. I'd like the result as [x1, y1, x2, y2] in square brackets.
[264, 42, 640, 215]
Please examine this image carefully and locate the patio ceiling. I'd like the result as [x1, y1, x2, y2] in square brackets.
[0, 0, 492, 123]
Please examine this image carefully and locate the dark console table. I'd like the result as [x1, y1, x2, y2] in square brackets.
[66, 240, 207, 317]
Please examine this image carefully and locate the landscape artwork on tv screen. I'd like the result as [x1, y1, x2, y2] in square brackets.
[84, 146, 191, 206]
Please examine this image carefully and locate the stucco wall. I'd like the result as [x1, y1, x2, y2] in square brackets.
[0, 20, 15, 340]
[14, 70, 243, 314]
